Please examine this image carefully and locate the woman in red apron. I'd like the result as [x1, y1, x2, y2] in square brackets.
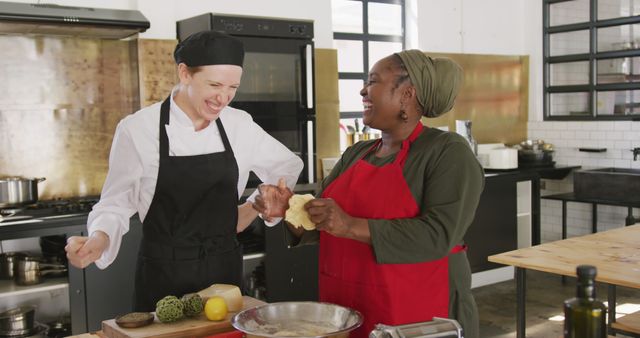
[256, 50, 484, 338]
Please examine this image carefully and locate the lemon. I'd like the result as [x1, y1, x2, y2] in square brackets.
[204, 296, 228, 321]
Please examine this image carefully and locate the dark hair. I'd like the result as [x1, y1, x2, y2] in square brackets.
[186, 66, 203, 75]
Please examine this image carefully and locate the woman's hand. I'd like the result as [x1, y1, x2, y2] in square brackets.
[305, 198, 370, 243]
[253, 178, 293, 222]
[65, 231, 109, 269]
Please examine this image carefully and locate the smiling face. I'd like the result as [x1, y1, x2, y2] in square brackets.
[360, 55, 412, 130]
[177, 63, 243, 125]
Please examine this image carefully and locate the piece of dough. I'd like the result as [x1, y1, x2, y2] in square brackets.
[285, 194, 316, 230]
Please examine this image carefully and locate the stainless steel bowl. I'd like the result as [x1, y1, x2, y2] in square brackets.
[232, 302, 362, 338]
[0, 306, 36, 333]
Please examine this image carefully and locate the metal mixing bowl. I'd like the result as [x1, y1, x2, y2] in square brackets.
[232, 302, 362, 338]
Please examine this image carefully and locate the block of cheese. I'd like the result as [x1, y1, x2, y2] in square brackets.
[285, 194, 316, 230]
[196, 284, 243, 312]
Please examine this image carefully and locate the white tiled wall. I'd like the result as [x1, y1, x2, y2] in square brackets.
[528, 121, 640, 242]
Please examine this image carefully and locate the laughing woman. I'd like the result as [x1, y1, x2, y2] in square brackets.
[65, 31, 302, 311]
[255, 50, 484, 338]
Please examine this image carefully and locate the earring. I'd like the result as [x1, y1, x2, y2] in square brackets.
[399, 101, 409, 122]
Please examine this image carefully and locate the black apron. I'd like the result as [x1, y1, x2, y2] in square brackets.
[133, 96, 242, 311]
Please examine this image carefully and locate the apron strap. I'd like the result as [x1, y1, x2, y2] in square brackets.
[360, 123, 425, 164]
[158, 96, 232, 158]
[393, 122, 424, 167]
[450, 244, 467, 254]
[158, 95, 171, 162]
[215, 118, 232, 152]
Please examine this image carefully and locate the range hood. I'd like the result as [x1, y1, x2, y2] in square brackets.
[0, 1, 149, 39]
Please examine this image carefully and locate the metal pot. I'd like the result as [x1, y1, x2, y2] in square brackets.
[0, 306, 36, 333]
[0, 252, 27, 279]
[519, 139, 545, 151]
[518, 149, 554, 163]
[14, 256, 67, 286]
[0, 177, 46, 208]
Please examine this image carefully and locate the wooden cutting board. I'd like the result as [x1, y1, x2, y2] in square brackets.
[102, 296, 265, 338]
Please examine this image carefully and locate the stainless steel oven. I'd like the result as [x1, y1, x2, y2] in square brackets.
[177, 14, 316, 186]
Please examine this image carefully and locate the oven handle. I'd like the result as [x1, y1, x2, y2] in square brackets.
[306, 119, 315, 183]
[304, 44, 314, 109]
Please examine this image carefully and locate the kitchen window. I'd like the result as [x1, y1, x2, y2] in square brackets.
[544, 0, 640, 120]
[331, 0, 405, 138]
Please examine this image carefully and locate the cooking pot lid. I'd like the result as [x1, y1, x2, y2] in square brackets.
[0, 177, 46, 182]
[0, 306, 35, 319]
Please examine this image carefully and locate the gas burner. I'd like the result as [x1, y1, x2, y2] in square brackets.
[22, 197, 99, 217]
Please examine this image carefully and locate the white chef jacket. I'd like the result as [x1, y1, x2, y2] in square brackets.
[88, 90, 303, 269]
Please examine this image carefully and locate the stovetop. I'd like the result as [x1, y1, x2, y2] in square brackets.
[25, 198, 98, 215]
[0, 197, 98, 225]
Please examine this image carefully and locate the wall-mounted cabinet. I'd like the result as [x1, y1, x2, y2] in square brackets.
[544, 0, 640, 120]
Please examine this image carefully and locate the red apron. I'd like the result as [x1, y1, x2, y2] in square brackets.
[319, 123, 465, 338]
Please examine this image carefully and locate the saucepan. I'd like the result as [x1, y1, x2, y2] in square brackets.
[0, 306, 36, 334]
[0, 252, 27, 279]
[232, 302, 362, 338]
[0, 177, 46, 208]
[14, 256, 67, 286]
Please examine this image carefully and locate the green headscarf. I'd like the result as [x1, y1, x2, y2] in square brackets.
[395, 50, 463, 118]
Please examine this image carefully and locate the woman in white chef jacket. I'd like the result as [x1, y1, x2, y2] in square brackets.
[65, 30, 303, 311]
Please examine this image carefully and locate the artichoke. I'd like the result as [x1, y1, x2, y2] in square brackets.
[181, 293, 204, 317]
[155, 295, 184, 323]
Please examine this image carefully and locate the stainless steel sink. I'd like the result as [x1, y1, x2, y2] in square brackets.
[574, 167, 640, 203]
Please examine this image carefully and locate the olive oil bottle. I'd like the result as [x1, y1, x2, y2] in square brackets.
[563, 265, 607, 338]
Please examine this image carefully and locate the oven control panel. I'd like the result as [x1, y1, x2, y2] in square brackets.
[210, 14, 313, 39]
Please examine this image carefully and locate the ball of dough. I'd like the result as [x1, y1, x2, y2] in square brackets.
[285, 194, 316, 230]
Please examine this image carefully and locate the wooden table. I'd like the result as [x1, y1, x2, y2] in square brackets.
[488, 224, 640, 338]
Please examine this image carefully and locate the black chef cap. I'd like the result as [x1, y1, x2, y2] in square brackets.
[174, 30, 244, 67]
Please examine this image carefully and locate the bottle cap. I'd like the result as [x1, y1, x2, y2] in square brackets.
[576, 265, 597, 279]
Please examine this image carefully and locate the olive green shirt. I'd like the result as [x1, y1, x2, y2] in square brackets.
[297, 127, 484, 338]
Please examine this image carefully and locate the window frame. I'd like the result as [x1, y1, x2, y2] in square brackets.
[333, 0, 406, 119]
[544, 0, 640, 120]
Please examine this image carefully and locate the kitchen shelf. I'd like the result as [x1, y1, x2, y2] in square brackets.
[0, 278, 68, 298]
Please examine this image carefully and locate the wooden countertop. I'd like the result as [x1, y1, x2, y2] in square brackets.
[488, 224, 640, 289]
[70, 296, 265, 338]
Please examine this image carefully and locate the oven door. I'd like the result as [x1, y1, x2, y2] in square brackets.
[230, 36, 315, 186]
